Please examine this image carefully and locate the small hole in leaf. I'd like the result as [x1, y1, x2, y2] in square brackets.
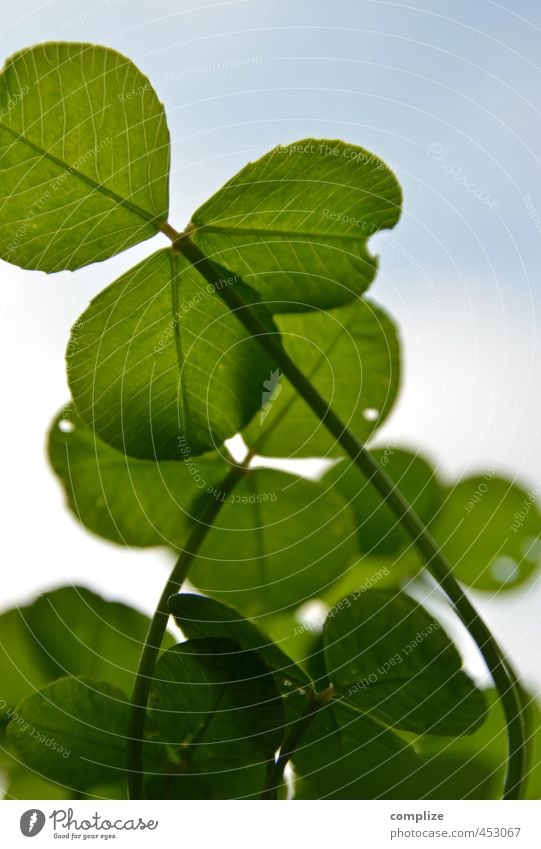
[491, 556, 519, 584]
[58, 419, 75, 433]
[363, 408, 379, 422]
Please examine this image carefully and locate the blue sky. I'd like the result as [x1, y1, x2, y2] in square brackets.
[1, 0, 541, 685]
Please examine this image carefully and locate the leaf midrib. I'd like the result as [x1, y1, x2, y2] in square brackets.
[0, 120, 160, 227]
[195, 222, 372, 245]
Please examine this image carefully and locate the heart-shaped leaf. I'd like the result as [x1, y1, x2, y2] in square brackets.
[0, 42, 169, 270]
[190, 468, 358, 616]
[242, 299, 401, 457]
[430, 475, 541, 591]
[67, 248, 275, 459]
[324, 589, 487, 735]
[191, 139, 401, 311]
[48, 405, 228, 548]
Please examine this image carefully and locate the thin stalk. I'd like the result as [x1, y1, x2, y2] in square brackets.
[261, 687, 335, 799]
[127, 457, 251, 800]
[175, 235, 527, 800]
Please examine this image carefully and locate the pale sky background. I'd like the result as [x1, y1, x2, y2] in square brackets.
[1, 0, 541, 690]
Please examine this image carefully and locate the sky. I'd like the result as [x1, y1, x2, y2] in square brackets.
[1, 0, 541, 689]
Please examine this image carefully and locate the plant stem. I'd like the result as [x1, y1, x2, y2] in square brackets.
[175, 235, 527, 800]
[261, 686, 335, 799]
[126, 457, 251, 800]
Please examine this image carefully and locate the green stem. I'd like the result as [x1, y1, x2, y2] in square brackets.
[261, 686, 335, 799]
[175, 235, 527, 800]
[126, 457, 250, 800]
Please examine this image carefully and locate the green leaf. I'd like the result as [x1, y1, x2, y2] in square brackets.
[430, 475, 541, 591]
[48, 405, 227, 548]
[3, 770, 72, 801]
[191, 139, 401, 311]
[324, 589, 487, 735]
[326, 447, 443, 555]
[190, 468, 358, 616]
[7, 677, 128, 790]
[292, 701, 420, 799]
[168, 593, 310, 692]
[148, 638, 285, 775]
[144, 763, 267, 800]
[0, 586, 173, 715]
[0, 42, 169, 271]
[67, 248, 275, 459]
[242, 299, 401, 457]
[415, 689, 541, 800]
[0, 609, 50, 718]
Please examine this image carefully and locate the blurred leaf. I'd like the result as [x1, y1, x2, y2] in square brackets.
[242, 300, 401, 457]
[0, 586, 173, 716]
[395, 751, 497, 800]
[7, 677, 128, 790]
[319, 556, 415, 605]
[430, 475, 541, 591]
[415, 689, 541, 800]
[48, 405, 227, 548]
[168, 593, 310, 692]
[3, 769, 72, 801]
[0, 610, 50, 719]
[326, 447, 443, 555]
[148, 638, 285, 777]
[144, 763, 266, 800]
[190, 468, 358, 616]
[67, 248, 275, 459]
[0, 42, 169, 271]
[324, 589, 487, 735]
[292, 701, 420, 799]
[192, 139, 401, 311]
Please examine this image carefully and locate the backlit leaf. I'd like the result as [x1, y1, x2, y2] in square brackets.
[168, 593, 310, 691]
[430, 475, 541, 591]
[292, 700, 420, 799]
[67, 248, 275, 459]
[48, 405, 227, 548]
[324, 589, 487, 735]
[192, 139, 401, 311]
[0, 586, 173, 716]
[0, 42, 169, 270]
[242, 299, 401, 457]
[326, 447, 443, 555]
[7, 677, 128, 790]
[190, 468, 358, 616]
[148, 638, 285, 776]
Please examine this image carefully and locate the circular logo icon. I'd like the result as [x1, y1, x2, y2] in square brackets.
[20, 810, 46, 837]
